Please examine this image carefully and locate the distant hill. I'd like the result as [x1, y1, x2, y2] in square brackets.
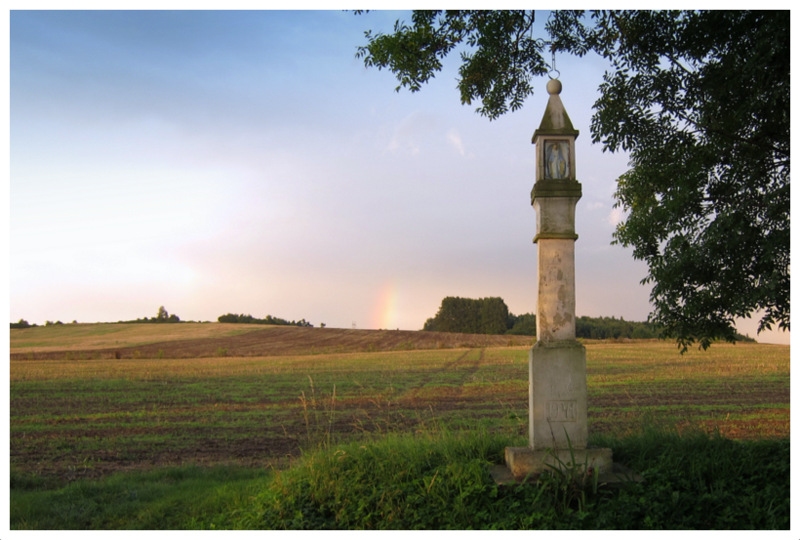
[10, 324, 534, 360]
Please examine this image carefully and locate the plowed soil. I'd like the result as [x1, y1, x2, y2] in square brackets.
[11, 325, 533, 360]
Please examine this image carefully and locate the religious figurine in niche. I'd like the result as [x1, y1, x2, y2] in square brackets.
[545, 140, 569, 179]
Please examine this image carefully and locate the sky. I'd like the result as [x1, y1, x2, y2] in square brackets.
[7, 8, 791, 344]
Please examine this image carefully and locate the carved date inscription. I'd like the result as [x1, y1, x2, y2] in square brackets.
[547, 400, 578, 422]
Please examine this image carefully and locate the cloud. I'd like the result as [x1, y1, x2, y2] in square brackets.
[586, 201, 605, 211]
[607, 207, 625, 227]
[385, 111, 437, 156]
[387, 133, 421, 156]
[446, 128, 465, 156]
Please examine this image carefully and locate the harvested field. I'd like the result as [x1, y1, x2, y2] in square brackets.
[9, 324, 789, 485]
[10, 323, 533, 360]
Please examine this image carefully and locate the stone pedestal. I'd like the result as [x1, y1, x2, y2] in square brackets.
[501, 340, 614, 480]
[504, 446, 613, 479]
[528, 341, 587, 449]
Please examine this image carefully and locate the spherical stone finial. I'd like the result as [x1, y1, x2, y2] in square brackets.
[546, 78, 562, 95]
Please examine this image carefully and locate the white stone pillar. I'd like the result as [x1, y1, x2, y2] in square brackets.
[504, 79, 612, 479]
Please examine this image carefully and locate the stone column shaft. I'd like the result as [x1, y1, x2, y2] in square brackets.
[503, 78, 613, 479]
[528, 79, 586, 451]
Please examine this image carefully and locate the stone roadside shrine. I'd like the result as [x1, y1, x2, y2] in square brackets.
[493, 78, 624, 484]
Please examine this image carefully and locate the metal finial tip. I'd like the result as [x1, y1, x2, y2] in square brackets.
[546, 78, 562, 95]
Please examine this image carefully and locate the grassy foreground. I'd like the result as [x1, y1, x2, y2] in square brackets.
[11, 427, 789, 529]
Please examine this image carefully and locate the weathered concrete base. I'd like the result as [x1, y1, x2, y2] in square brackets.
[529, 341, 588, 449]
[490, 457, 642, 486]
[504, 446, 613, 479]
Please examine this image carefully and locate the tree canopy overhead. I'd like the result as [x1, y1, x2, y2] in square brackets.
[356, 10, 789, 350]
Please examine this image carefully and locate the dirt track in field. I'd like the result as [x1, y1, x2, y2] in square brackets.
[10, 326, 534, 360]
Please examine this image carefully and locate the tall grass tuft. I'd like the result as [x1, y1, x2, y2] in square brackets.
[299, 376, 338, 450]
[243, 429, 520, 529]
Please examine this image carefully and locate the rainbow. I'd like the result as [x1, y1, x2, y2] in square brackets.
[373, 282, 398, 330]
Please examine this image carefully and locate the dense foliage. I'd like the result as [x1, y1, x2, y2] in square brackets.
[550, 11, 790, 351]
[356, 10, 790, 351]
[356, 11, 548, 119]
[506, 312, 536, 336]
[423, 296, 510, 334]
[217, 313, 313, 327]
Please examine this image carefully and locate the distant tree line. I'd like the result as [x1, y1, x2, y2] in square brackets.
[10, 319, 36, 329]
[118, 306, 181, 324]
[11, 307, 315, 328]
[422, 296, 664, 338]
[575, 316, 756, 341]
[506, 312, 537, 336]
[576, 316, 659, 340]
[11, 319, 76, 328]
[422, 296, 755, 341]
[217, 313, 313, 327]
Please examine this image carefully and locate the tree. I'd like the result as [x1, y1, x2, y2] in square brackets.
[480, 297, 510, 335]
[424, 296, 510, 334]
[507, 312, 537, 336]
[154, 306, 180, 323]
[356, 10, 789, 350]
[10, 319, 33, 329]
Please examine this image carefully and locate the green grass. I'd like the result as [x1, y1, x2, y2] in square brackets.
[11, 428, 789, 529]
[11, 465, 274, 529]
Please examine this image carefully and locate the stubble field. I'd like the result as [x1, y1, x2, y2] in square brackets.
[9, 323, 790, 486]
